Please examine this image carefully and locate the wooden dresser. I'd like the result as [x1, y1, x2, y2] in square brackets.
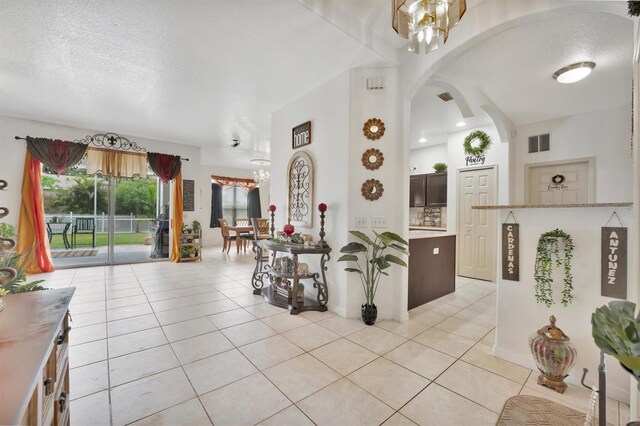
[0, 288, 75, 425]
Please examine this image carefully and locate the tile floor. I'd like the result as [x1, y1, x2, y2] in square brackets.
[29, 248, 629, 426]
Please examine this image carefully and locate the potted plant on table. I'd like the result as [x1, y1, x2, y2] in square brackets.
[433, 162, 447, 173]
[338, 231, 409, 325]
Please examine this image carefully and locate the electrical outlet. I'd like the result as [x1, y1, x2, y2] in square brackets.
[355, 217, 367, 228]
[433, 247, 439, 255]
[371, 216, 386, 228]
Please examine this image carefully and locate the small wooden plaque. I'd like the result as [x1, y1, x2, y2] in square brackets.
[292, 121, 311, 149]
[502, 223, 519, 281]
[601, 227, 627, 299]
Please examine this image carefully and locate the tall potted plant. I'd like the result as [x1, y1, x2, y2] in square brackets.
[338, 230, 409, 325]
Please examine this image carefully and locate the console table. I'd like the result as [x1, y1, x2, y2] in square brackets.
[252, 240, 331, 314]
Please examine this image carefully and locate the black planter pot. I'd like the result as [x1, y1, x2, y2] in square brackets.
[361, 303, 378, 325]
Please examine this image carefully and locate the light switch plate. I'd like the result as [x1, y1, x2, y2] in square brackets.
[355, 217, 367, 228]
[433, 247, 439, 255]
[372, 216, 386, 228]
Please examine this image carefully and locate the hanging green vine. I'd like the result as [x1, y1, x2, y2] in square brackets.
[534, 229, 574, 307]
[463, 130, 491, 156]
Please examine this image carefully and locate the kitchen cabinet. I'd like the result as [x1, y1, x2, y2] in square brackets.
[409, 173, 447, 207]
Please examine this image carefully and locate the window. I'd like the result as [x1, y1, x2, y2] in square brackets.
[222, 186, 248, 223]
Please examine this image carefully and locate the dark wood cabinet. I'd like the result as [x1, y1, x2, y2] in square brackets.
[409, 175, 426, 207]
[409, 172, 447, 207]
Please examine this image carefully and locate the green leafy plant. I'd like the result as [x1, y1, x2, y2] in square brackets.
[191, 220, 201, 230]
[180, 246, 195, 257]
[0, 249, 46, 294]
[0, 222, 16, 238]
[433, 162, 447, 173]
[463, 130, 491, 156]
[592, 301, 640, 387]
[534, 229, 574, 307]
[629, 1, 640, 17]
[337, 231, 409, 306]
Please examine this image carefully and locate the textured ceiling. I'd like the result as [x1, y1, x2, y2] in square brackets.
[0, 0, 389, 168]
[410, 11, 633, 150]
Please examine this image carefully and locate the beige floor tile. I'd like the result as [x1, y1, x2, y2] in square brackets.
[298, 310, 335, 322]
[412, 327, 476, 358]
[144, 289, 184, 302]
[200, 373, 290, 425]
[71, 300, 107, 315]
[461, 343, 530, 384]
[453, 308, 496, 327]
[171, 331, 234, 364]
[348, 357, 429, 410]
[109, 345, 180, 386]
[186, 290, 226, 303]
[106, 294, 148, 309]
[427, 302, 465, 317]
[197, 299, 241, 316]
[108, 327, 167, 358]
[131, 398, 212, 426]
[298, 378, 394, 425]
[70, 360, 109, 399]
[71, 323, 107, 346]
[220, 287, 254, 298]
[259, 405, 314, 426]
[72, 292, 106, 304]
[243, 302, 286, 318]
[347, 326, 407, 355]
[220, 319, 278, 346]
[155, 305, 204, 325]
[70, 390, 111, 426]
[150, 296, 195, 312]
[239, 335, 303, 369]
[72, 310, 107, 327]
[384, 341, 456, 380]
[401, 383, 498, 425]
[409, 309, 448, 326]
[107, 313, 159, 337]
[69, 339, 108, 368]
[263, 353, 341, 402]
[316, 315, 366, 336]
[283, 322, 341, 351]
[110, 368, 196, 426]
[435, 361, 522, 413]
[479, 329, 496, 347]
[162, 317, 217, 343]
[106, 303, 153, 322]
[310, 338, 378, 375]
[383, 412, 418, 425]
[435, 316, 493, 340]
[230, 294, 266, 307]
[207, 308, 256, 329]
[374, 319, 431, 339]
[261, 312, 313, 333]
[183, 349, 257, 395]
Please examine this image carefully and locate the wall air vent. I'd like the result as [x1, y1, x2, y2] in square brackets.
[528, 133, 550, 153]
[366, 76, 385, 90]
[437, 92, 453, 102]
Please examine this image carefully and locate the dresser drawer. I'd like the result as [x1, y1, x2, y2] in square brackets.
[54, 357, 70, 426]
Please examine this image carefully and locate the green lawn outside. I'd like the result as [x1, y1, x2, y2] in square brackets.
[49, 233, 148, 249]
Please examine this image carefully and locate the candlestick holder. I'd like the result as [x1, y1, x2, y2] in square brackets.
[268, 205, 276, 237]
[318, 203, 328, 247]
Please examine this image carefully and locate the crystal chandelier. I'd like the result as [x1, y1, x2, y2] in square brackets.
[392, 0, 466, 54]
[253, 169, 270, 186]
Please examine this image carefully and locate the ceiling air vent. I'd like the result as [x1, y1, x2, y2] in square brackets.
[437, 92, 453, 102]
[528, 133, 550, 153]
[366, 76, 384, 90]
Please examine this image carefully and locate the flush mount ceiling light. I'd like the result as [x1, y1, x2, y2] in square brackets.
[392, 0, 466, 54]
[552, 61, 596, 84]
[456, 121, 466, 127]
[419, 137, 427, 143]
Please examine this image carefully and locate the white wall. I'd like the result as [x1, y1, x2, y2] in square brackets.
[514, 105, 633, 204]
[495, 207, 635, 403]
[410, 143, 447, 175]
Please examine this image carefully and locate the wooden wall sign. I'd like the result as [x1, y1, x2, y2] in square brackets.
[183, 179, 195, 211]
[601, 227, 627, 299]
[292, 121, 311, 149]
[502, 223, 519, 281]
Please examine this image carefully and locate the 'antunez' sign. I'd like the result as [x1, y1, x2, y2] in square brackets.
[601, 227, 627, 299]
[502, 223, 519, 281]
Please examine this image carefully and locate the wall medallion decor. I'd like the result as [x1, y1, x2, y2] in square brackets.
[292, 121, 312, 149]
[361, 148, 384, 170]
[363, 118, 385, 140]
[287, 151, 314, 227]
[361, 179, 384, 201]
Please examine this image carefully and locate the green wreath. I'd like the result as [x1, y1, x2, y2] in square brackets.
[463, 130, 491, 156]
[534, 229, 574, 308]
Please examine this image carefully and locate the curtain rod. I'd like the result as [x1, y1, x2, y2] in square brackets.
[14, 135, 189, 161]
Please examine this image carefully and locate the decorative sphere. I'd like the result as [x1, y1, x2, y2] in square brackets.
[318, 203, 327, 212]
[269, 204, 277, 212]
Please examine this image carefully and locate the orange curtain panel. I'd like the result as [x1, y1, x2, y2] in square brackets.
[169, 171, 183, 262]
[17, 152, 55, 273]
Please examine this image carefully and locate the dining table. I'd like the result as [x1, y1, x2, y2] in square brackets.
[227, 225, 253, 253]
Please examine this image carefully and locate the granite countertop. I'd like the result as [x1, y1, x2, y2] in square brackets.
[408, 226, 447, 231]
[472, 202, 632, 210]
[409, 230, 456, 240]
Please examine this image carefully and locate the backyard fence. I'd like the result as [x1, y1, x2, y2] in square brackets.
[45, 213, 154, 233]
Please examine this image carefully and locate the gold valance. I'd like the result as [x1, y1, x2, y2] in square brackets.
[211, 175, 257, 190]
[87, 147, 147, 178]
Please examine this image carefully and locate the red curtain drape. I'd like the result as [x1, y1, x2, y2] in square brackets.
[25, 137, 88, 174]
[148, 152, 182, 183]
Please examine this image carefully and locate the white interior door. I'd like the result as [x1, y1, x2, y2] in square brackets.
[458, 167, 497, 281]
[527, 160, 591, 205]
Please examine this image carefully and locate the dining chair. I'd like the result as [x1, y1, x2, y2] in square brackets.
[250, 218, 270, 240]
[72, 217, 96, 248]
[235, 218, 252, 252]
[218, 218, 237, 254]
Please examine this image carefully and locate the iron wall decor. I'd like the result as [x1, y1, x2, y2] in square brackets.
[183, 179, 195, 212]
[363, 118, 385, 140]
[292, 121, 311, 149]
[502, 223, 520, 281]
[287, 151, 314, 228]
[601, 227, 627, 299]
[361, 148, 384, 170]
[361, 179, 384, 201]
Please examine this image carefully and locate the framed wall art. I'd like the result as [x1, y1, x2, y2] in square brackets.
[292, 121, 311, 149]
[183, 179, 195, 211]
[287, 150, 314, 227]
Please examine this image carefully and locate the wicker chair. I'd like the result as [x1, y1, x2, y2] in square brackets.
[218, 218, 237, 254]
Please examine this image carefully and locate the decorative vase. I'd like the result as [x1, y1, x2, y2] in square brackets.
[529, 315, 577, 394]
[361, 303, 378, 325]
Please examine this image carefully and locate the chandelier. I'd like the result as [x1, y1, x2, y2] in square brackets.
[392, 0, 466, 54]
[253, 169, 270, 186]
